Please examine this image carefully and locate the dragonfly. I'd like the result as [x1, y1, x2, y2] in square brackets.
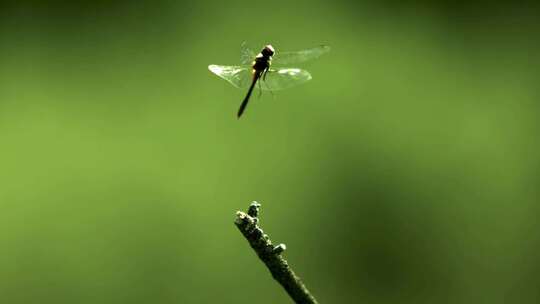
[208, 43, 330, 118]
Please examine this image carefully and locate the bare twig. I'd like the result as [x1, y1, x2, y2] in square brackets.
[234, 202, 319, 304]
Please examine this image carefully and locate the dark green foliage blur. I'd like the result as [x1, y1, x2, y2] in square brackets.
[1, 1, 539, 303]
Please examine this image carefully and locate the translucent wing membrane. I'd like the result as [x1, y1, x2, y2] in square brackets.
[240, 43, 330, 65]
[208, 65, 251, 89]
[208, 65, 312, 91]
[240, 42, 256, 65]
[273, 45, 330, 65]
[263, 68, 312, 90]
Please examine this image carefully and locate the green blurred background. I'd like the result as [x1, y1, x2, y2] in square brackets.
[1, 1, 539, 303]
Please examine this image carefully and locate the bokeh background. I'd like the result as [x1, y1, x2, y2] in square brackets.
[1, 1, 539, 303]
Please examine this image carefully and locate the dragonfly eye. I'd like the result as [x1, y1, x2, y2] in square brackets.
[261, 45, 275, 57]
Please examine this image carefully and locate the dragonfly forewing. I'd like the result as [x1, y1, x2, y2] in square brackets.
[240, 42, 256, 65]
[272, 45, 330, 65]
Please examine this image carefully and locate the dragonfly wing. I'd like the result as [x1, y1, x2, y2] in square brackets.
[240, 42, 256, 65]
[273, 45, 330, 65]
[261, 68, 312, 91]
[208, 65, 252, 89]
[209, 65, 311, 91]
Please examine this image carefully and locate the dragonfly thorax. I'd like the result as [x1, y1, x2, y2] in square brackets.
[261, 45, 275, 57]
[253, 45, 274, 72]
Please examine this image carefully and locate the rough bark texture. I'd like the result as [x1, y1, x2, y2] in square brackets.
[234, 202, 319, 304]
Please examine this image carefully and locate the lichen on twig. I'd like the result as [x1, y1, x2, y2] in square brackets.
[234, 201, 319, 304]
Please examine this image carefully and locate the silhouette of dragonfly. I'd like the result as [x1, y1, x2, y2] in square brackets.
[209, 43, 330, 118]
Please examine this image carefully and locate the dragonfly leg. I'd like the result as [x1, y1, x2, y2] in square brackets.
[262, 79, 274, 98]
[261, 67, 274, 97]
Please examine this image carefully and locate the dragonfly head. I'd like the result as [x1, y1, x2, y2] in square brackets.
[261, 45, 275, 57]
